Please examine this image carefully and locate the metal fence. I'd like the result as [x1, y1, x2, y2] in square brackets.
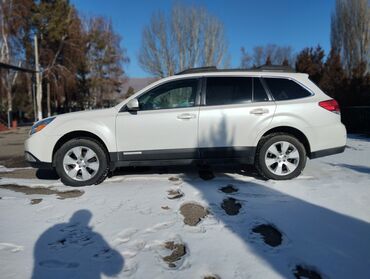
[341, 106, 370, 133]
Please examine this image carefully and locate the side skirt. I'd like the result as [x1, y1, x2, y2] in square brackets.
[109, 147, 256, 168]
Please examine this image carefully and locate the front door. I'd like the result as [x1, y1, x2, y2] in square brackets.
[115, 78, 201, 161]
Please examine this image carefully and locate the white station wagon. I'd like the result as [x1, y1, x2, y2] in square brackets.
[25, 66, 346, 186]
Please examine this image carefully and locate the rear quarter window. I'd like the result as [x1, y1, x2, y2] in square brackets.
[263, 78, 312, 101]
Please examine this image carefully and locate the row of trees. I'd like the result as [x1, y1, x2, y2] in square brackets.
[239, 0, 369, 106]
[0, 0, 127, 122]
[0, 0, 369, 123]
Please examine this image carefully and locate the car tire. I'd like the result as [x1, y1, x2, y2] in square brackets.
[55, 138, 109, 186]
[255, 133, 306, 180]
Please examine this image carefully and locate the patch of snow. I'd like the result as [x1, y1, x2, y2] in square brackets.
[0, 165, 32, 173]
[0, 135, 369, 278]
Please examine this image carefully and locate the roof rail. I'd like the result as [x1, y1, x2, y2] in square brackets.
[175, 65, 295, 75]
[253, 65, 295, 73]
[175, 66, 217, 75]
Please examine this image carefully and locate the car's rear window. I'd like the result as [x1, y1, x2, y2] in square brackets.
[206, 77, 252, 106]
[263, 78, 312, 101]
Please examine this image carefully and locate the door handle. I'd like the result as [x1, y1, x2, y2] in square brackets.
[250, 108, 269, 115]
[177, 113, 196, 119]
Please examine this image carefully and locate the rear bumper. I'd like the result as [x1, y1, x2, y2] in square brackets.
[24, 151, 53, 169]
[309, 146, 345, 159]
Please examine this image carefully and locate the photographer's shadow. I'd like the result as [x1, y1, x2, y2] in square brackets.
[32, 210, 123, 279]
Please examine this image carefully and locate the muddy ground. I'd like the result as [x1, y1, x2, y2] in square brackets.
[0, 127, 37, 178]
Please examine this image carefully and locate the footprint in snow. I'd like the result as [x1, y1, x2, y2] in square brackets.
[162, 241, 187, 268]
[251, 223, 283, 247]
[221, 197, 242, 216]
[167, 189, 184, 199]
[30, 198, 42, 205]
[180, 202, 208, 226]
[145, 221, 176, 233]
[168, 176, 180, 182]
[220, 184, 238, 194]
[121, 259, 138, 276]
[0, 242, 24, 252]
[114, 228, 138, 245]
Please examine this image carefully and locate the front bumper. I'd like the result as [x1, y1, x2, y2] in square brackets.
[24, 131, 60, 168]
[24, 151, 53, 169]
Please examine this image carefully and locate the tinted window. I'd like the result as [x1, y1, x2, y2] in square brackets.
[206, 77, 252, 106]
[264, 78, 312, 100]
[138, 79, 198, 110]
[253, 78, 269, 102]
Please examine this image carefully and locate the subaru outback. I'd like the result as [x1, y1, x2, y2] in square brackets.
[25, 66, 346, 186]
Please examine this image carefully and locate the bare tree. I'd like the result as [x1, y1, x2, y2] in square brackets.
[84, 16, 128, 107]
[331, 0, 370, 75]
[0, 0, 32, 121]
[139, 4, 227, 77]
[241, 44, 295, 68]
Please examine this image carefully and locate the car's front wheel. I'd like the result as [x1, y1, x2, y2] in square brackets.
[255, 134, 306, 180]
[55, 138, 109, 186]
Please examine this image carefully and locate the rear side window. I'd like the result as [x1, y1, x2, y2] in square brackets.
[206, 77, 252, 106]
[263, 78, 312, 101]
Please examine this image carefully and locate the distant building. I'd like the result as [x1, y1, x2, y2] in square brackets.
[120, 77, 157, 99]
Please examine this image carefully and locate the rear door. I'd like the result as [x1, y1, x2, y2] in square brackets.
[198, 76, 276, 162]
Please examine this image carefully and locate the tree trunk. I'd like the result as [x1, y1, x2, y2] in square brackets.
[5, 77, 12, 127]
[35, 71, 43, 120]
[47, 82, 51, 117]
[34, 36, 43, 120]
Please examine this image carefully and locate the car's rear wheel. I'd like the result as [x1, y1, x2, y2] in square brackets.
[55, 138, 109, 186]
[255, 134, 306, 180]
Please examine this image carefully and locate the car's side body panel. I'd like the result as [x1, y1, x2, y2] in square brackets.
[24, 70, 347, 171]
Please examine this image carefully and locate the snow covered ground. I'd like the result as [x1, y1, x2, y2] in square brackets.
[0, 135, 369, 279]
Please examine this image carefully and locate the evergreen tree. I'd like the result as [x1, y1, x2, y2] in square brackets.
[125, 86, 135, 99]
[320, 48, 347, 101]
[295, 45, 325, 84]
[282, 58, 289, 66]
[265, 56, 272, 66]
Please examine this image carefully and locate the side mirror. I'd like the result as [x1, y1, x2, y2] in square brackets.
[126, 98, 139, 111]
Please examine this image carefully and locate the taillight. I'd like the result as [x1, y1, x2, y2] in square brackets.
[319, 99, 340, 114]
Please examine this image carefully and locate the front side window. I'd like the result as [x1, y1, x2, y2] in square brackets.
[263, 78, 312, 101]
[206, 77, 252, 106]
[138, 79, 198, 110]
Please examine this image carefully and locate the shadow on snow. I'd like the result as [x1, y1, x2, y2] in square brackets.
[32, 210, 123, 279]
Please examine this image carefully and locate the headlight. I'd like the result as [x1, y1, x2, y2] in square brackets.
[30, 117, 56, 135]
